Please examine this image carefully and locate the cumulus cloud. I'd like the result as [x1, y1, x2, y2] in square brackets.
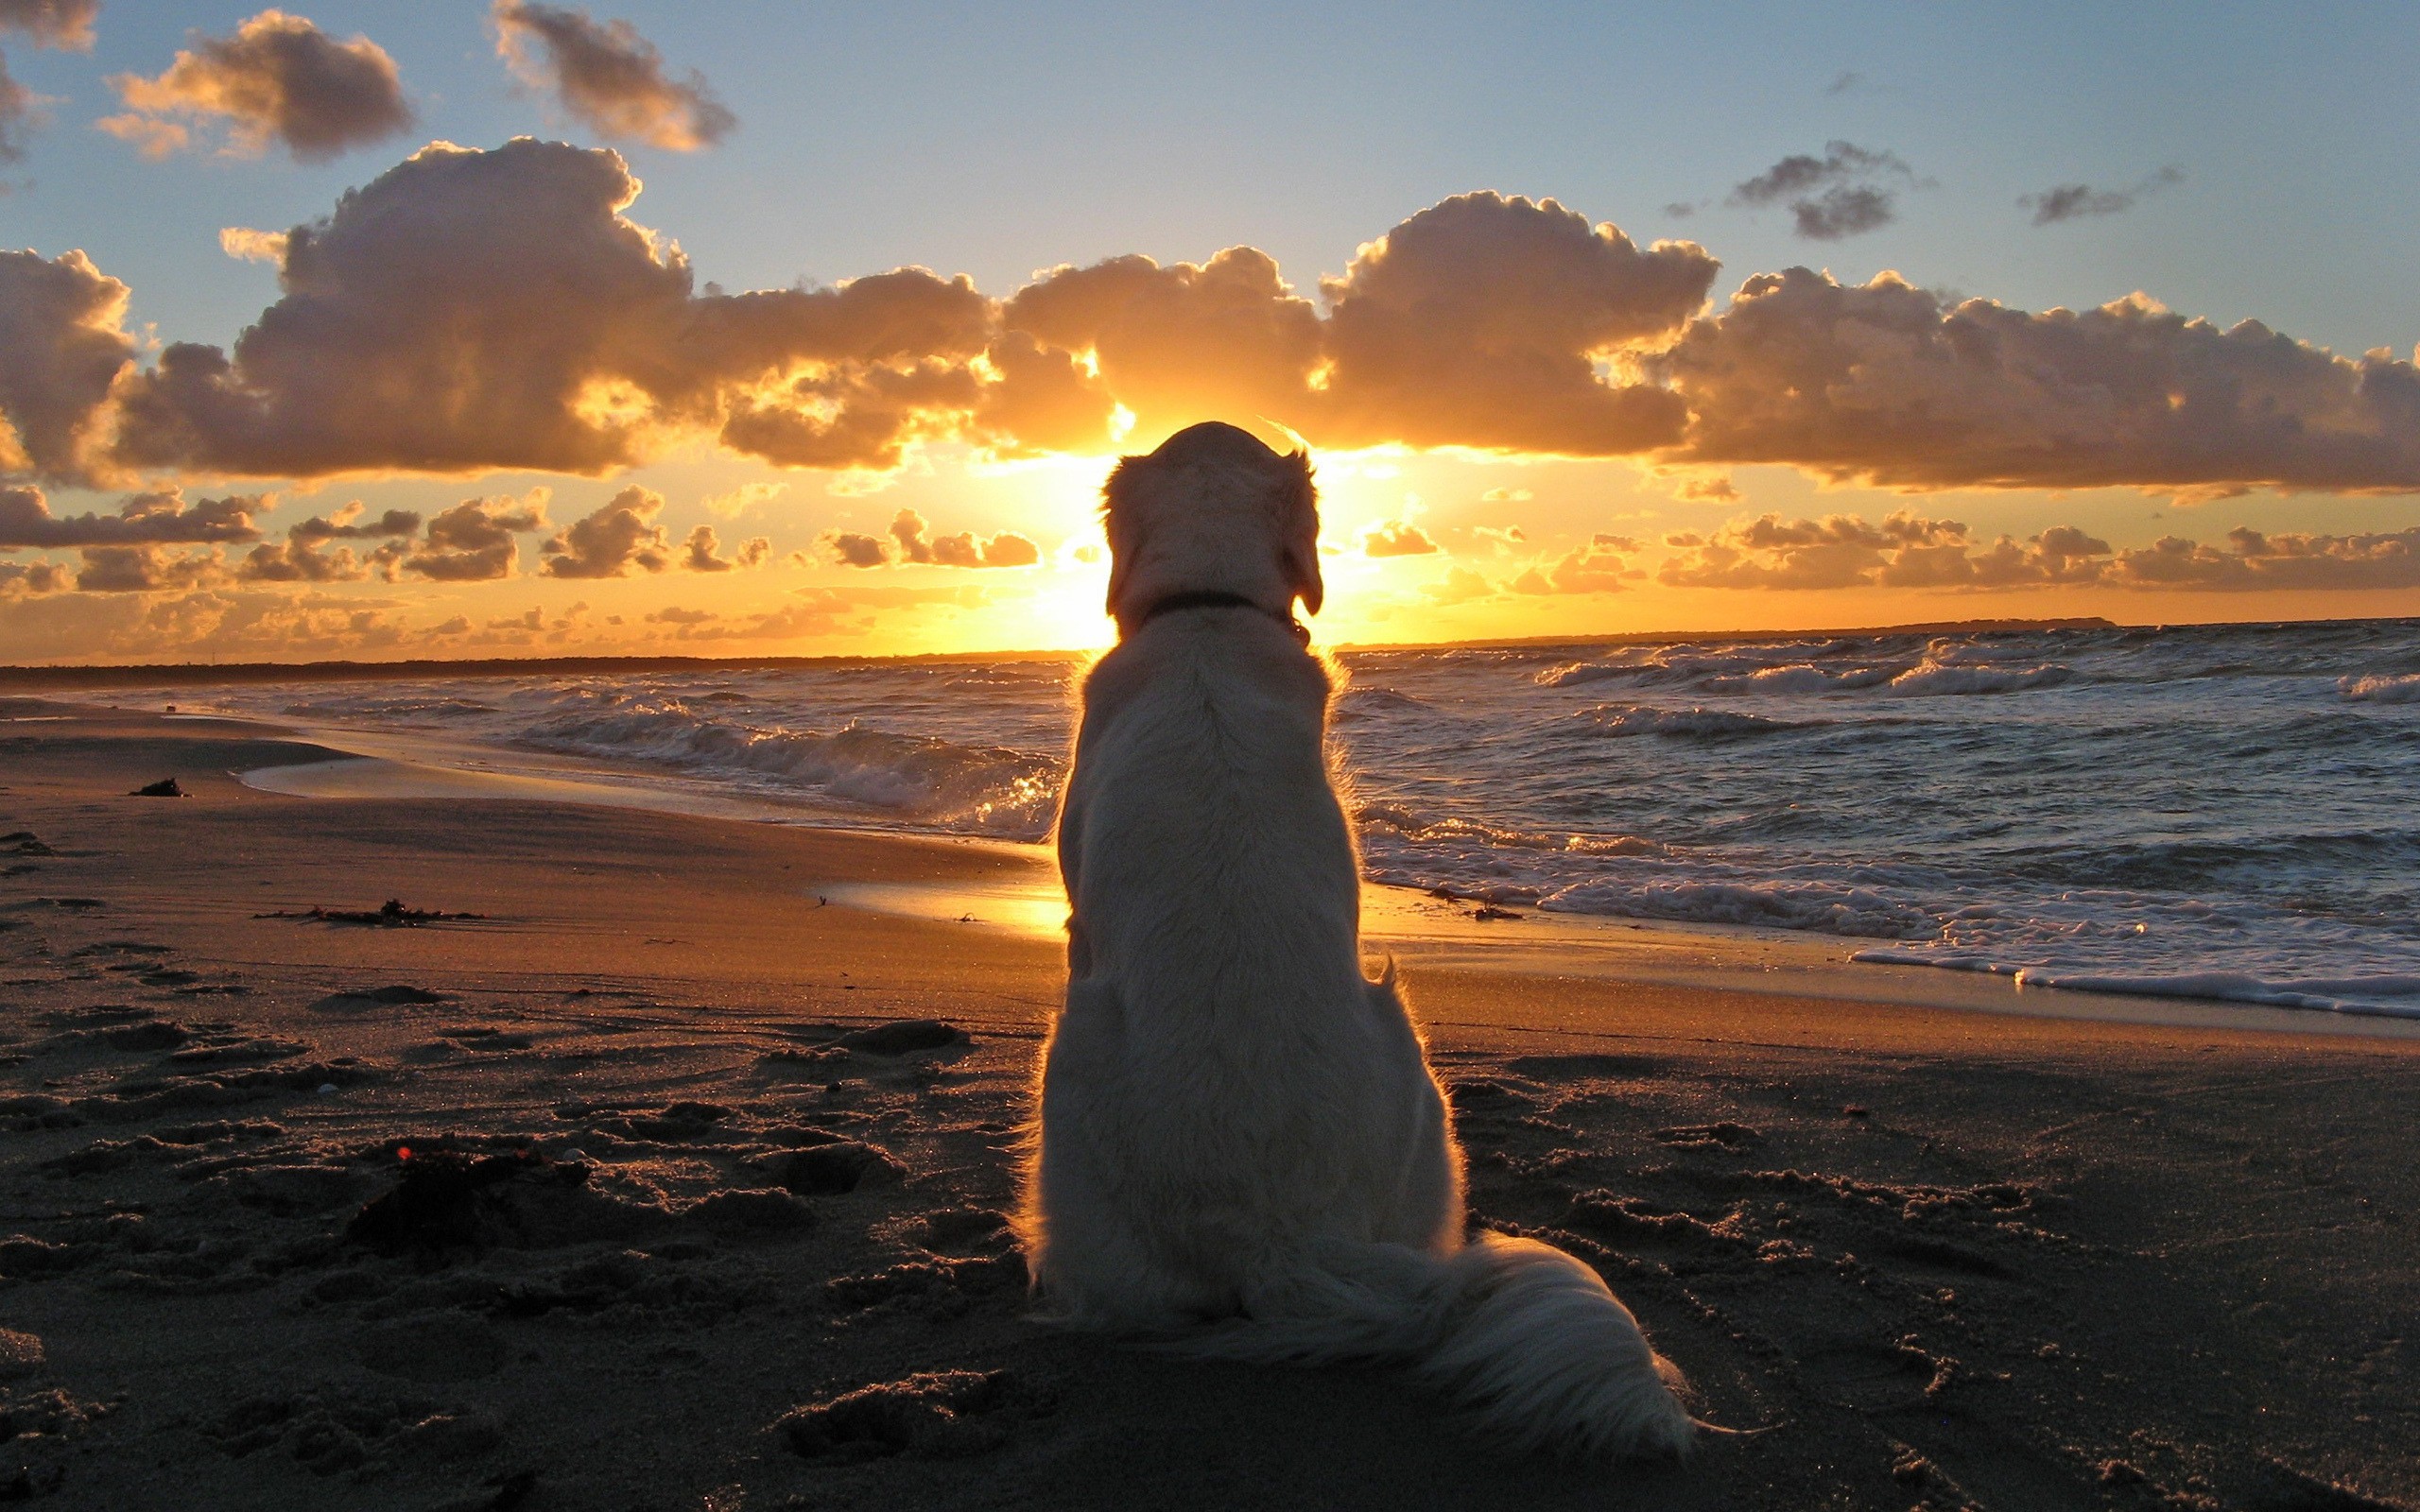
[1313, 193, 1717, 454]
[0, 484, 267, 547]
[1650, 509, 2414, 593]
[540, 484, 670, 577]
[288, 501, 421, 541]
[1001, 247, 1316, 447]
[1659, 268, 2420, 494]
[398, 492, 548, 581]
[74, 543, 226, 593]
[1658, 511, 1989, 590]
[0, 249, 135, 483]
[2105, 525, 2420, 591]
[1728, 142, 1914, 240]
[2021, 166, 2184, 227]
[888, 508, 1040, 568]
[109, 139, 994, 478]
[100, 9, 414, 163]
[1511, 534, 1638, 594]
[819, 509, 1039, 569]
[0, 0, 96, 49]
[818, 530, 888, 569]
[493, 1, 734, 151]
[679, 522, 768, 572]
[1361, 520, 1438, 557]
[30, 157, 2420, 505]
[0, 558, 67, 595]
[646, 604, 714, 626]
[236, 501, 418, 582]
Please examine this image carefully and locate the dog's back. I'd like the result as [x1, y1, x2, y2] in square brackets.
[1037, 602, 1459, 1322]
[1022, 423, 1693, 1460]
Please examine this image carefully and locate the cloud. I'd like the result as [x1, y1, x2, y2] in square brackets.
[1729, 142, 1914, 240]
[1361, 520, 1438, 557]
[218, 226, 289, 264]
[0, 558, 66, 595]
[74, 543, 227, 593]
[492, 1, 734, 151]
[645, 604, 714, 626]
[700, 480, 784, 518]
[818, 530, 888, 569]
[1658, 267, 2420, 493]
[109, 138, 994, 478]
[1001, 247, 1315, 447]
[0, 1, 96, 49]
[0, 0, 89, 157]
[0, 50, 43, 165]
[2105, 525, 2420, 591]
[2021, 166, 2184, 227]
[398, 492, 548, 581]
[1313, 193, 1716, 454]
[1657, 510, 1979, 590]
[678, 523, 768, 572]
[0, 249, 135, 483]
[1650, 509, 2416, 593]
[1511, 534, 1638, 594]
[0, 484, 267, 546]
[1670, 472, 1738, 502]
[288, 501, 420, 541]
[819, 509, 1039, 568]
[42, 162, 2420, 504]
[888, 508, 1040, 567]
[235, 501, 418, 582]
[540, 484, 670, 577]
[1424, 565, 1500, 604]
[100, 9, 413, 163]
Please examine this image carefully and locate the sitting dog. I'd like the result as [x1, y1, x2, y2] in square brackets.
[1019, 421, 1694, 1458]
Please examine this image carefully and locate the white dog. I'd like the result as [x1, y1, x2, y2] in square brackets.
[1019, 422, 1694, 1458]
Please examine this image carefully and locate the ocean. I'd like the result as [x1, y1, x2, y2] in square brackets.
[105, 617, 2420, 1019]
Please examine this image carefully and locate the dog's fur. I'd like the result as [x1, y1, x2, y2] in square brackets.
[1018, 421, 1693, 1458]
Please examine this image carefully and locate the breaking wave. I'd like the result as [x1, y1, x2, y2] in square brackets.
[2340, 671, 2420, 704]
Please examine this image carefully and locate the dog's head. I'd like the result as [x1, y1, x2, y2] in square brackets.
[1100, 421, 1321, 635]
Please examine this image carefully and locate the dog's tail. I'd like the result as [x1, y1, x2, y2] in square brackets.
[1170, 1231, 1694, 1460]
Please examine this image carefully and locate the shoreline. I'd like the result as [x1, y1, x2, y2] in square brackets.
[107, 699, 2420, 1042]
[0, 703, 2411, 1508]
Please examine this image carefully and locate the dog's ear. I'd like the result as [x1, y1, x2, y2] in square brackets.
[1280, 449, 1322, 615]
[1100, 455, 1139, 618]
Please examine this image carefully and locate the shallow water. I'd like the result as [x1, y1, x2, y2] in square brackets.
[141, 615, 2420, 1017]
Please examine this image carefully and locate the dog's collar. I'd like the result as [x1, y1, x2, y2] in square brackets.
[1134, 590, 1309, 646]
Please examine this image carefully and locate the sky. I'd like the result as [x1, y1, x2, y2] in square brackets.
[3, 0, 2418, 664]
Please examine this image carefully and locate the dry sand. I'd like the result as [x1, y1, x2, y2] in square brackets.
[0, 699, 2411, 1511]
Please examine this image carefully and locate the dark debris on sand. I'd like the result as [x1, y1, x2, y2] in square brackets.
[257, 900, 487, 928]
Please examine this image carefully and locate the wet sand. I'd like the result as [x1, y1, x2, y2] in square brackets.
[0, 700, 2412, 1510]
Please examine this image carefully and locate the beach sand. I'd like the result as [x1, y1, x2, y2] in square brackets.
[0, 700, 2411, 1510]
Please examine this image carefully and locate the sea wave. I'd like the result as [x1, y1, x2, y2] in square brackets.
[1540, 876, 1939, 937]
[2340, 671, 2420, 704]
[1850, 949, 2420, 1018]
[1357, 804, 1666, 857]
[1882, 659, 2074, 696]
[519, 697, 1062, 835]
[1575, 704, 1806, 738]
